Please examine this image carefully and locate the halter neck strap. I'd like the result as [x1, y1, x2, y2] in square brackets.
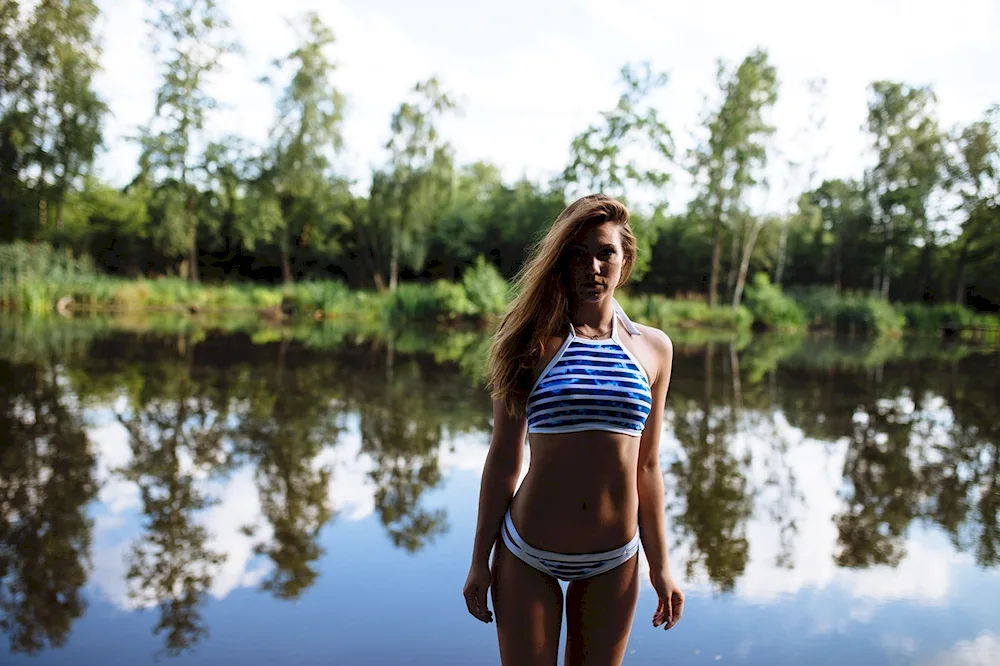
[613, 298, 642, 336]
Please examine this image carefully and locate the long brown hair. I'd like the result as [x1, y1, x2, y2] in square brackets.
[484, 193, 636, 418]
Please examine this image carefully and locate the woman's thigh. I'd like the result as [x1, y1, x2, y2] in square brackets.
[563, 553, 640, 666]
[491, 539, 565, 666]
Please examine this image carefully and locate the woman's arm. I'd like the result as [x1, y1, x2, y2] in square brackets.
[470, 398, 527, 565]
[464, 397, 526, 623]
[636, 329, 684, 629]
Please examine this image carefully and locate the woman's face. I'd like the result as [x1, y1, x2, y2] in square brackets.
[565, 222, 625, 304]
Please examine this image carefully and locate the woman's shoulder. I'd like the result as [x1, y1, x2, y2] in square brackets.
[534, 331, 569, 372]
[634, 322, 672, 354]
[631, 323, 673, 381]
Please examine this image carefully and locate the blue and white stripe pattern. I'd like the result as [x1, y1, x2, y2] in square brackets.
[526, 299, 651, 437]
[501, 509, 641, 581]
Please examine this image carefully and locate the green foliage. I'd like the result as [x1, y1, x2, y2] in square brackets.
[559, 61, 673, 212]
[865, 81, 946, 298]
[0, 0, 107, 241]
[743, 273, 804, 331]
[258, 11, 348, 283]
[2, 10, 999, 323]
[141, 0, 239, 280]
[792, 288, 906, 337]
[386, 281, 475, 324]
[901, 303, 1000, 335]
[616, 292, 752, 332]
[460, 256, 509, 316]
[688, 48, 779, 307]
[372, 77, 459, 290]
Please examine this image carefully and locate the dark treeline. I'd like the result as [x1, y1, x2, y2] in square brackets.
[1, 1, 999, 310]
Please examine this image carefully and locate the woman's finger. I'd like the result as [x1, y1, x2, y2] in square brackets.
[464, 586, 492, 623]
[664, 589, 683, 629]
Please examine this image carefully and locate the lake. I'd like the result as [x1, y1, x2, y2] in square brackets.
[1, 315, 998, 665]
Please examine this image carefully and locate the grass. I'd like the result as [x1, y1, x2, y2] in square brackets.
[791, 287, 907, 338]
[4, 243, 997, 341]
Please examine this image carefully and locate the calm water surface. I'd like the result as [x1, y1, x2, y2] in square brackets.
[1, 317, 999, 665]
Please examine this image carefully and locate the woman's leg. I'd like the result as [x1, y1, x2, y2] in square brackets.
[491, 538, 565, 666]
[563, 553, 640, 666]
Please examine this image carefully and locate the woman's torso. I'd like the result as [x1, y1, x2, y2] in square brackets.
[508, 317, 659, 553]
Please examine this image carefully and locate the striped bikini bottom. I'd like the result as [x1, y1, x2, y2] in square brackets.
[500, 508, 640, 582]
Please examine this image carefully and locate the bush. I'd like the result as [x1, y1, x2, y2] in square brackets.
[902, 303, 977, 333]
[284, 280, 352, 314]
[792, 288, 906, 338]
[461, 256, 509, 316]
[387, 281, 476, 323]
[616, 292, 752, 332]
[743, 274, 805, 332]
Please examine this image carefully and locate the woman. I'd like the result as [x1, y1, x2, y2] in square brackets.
[463, 194, 684, 666]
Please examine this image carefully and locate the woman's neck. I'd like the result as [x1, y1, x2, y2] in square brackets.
[571, 298, 615, 332]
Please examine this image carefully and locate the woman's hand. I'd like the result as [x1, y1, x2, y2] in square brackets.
[463, 562, 494, 623]
[650, 568, 684, 630]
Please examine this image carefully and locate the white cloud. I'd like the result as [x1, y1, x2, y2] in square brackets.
[83, 390, 987, 623]
[199, 466, 269, 600]
[89, 419, 140, 514]
[90, 0, 1000, 214]
[658, 407, 972, 615]
[917, 633, 1000, 666]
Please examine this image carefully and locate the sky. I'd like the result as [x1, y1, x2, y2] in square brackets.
[90, 0, 1000, 215]
[80, 390, 1000, 664]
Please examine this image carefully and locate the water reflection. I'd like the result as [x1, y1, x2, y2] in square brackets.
[0, 359, 97, 655]
[0, 317, 998, 661]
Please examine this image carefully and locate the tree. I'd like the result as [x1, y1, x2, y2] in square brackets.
[374, 77, 459, 291]
[864, 81, 946, 300]
[947, 106, 999, 304]
[689, 48, 778, 306]
[774, 78, 828, 286]
[0, 1, 31, 241]
[559, 61, 674, 281]
[141, 0, 238, 281]
[0, 0, 106, 238]
[199, 136, 250, 276]
[258, 12, 348, 284]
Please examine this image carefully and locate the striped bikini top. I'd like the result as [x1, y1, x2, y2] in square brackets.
[526, 300, 652, 437]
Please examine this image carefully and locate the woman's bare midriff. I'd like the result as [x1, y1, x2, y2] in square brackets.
[508, 429, 641, 554]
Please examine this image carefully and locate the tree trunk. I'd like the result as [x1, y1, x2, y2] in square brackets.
[834, 213, 844, 292]
[774, 222, 788, 285]
[389, 248, 399, 291]
[880, 220, 893, 300]
[729, 342, 742, 413]
[919, 238, 934, 302]
[954, 240, 970, 305]
[279, 194, 295, 284]
[732, 218, 762, 310]
[280, 240, 293, 285]
[726, 219, 740, 303]
[188, 228, 199, 283]
[709, 218, 721, 307]
[880, 244, 892, 300]
[388, 223, 400, 291]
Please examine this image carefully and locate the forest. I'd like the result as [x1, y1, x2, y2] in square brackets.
[1, 0, 999, 330]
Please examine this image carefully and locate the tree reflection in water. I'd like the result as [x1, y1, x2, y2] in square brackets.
[0, 360, 96, 655]
[115, 339, 230, 657]
[0, 319, 998, 659]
